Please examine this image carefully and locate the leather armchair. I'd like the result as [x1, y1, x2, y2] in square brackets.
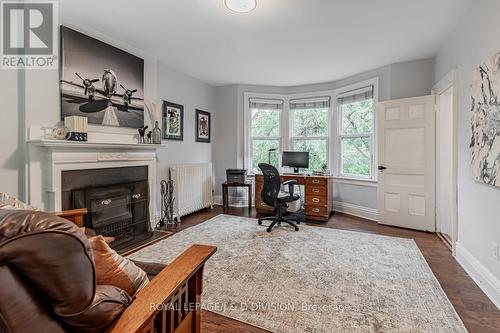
[0, 209, 216, 333]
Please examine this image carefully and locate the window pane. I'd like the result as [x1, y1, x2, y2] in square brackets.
[252, 139, 280, 173]
[341, 137, 371, 176]
[292, 108, 328, 137]
[341, 99, 373, 134]
[251, 109, 280, 137]
[293, 139, 327, 171]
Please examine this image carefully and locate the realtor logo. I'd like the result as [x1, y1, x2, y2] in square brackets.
[1, 0, 58, 69]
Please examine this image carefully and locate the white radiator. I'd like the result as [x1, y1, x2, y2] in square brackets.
[170, 163, 213, 220]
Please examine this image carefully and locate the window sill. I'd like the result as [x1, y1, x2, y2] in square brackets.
[332, 176, 378, 187]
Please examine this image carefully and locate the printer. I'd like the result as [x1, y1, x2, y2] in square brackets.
[226, 169, 247, 184]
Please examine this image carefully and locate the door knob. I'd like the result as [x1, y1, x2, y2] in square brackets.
[378, 165, 387, 171]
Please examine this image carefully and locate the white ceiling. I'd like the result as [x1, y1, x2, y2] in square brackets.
[60, 0, 471, 87]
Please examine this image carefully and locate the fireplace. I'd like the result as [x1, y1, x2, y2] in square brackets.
[62, 166, 152, 250]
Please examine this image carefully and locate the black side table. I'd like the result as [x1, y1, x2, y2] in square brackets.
[222, 181, 252, 214]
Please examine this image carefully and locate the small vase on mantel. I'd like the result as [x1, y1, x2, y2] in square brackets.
[152, 121, 162, 144]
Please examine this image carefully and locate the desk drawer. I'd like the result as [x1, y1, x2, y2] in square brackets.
[306, 186, 327, 196]
[305, 195, 328, 206]
[306, 205, 329, 217]
[306, 177, 327, 186]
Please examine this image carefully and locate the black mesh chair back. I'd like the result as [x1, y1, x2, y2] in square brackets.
[258, 163, 281, 207]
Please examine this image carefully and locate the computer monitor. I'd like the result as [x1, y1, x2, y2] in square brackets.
[282, 151, 309, 173]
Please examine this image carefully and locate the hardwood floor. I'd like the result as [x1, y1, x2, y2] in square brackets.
[168, 206, 500, 333]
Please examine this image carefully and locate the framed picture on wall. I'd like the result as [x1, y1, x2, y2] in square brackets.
[162, 101, 184, 140]
[60, 26, 145, 128]
[195, 109, 211, 143]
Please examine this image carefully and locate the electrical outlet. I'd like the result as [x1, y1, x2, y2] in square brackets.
[494, 243, 500, 261]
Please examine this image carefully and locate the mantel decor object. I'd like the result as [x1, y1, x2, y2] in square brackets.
[152, 121, 162, 144]
[137, 126, 148, 144]
[42, 126, 69, 140]
[64, 116, 88, 142]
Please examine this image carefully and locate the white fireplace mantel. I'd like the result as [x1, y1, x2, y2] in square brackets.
[27, 138, 161, 228]
[28, 139, 166, 150]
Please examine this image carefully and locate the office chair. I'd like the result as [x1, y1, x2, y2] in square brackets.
[257, 163, 301, 232]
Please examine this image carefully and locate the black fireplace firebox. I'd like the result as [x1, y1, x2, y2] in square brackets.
[62, 166, 152, 250]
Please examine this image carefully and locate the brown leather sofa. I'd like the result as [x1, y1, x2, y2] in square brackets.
[0, 209, 216, 333]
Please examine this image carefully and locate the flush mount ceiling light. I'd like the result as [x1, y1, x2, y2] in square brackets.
[225, 0, 257, 13]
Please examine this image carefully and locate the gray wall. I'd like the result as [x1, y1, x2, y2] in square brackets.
[434, 0, 500, 289]
[155, 63, 215, 176]
[0, 70, 21, 198]
[213, 85, 239, 192]
[391, 59, 435, 99]
[213, 59, 435, 211]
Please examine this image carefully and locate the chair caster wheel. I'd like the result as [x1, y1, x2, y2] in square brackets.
[267, 227, 272, 232]
[294, 227, 299, 231]
[258, 220, 262, 225]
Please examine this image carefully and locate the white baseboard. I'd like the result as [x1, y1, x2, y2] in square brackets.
[456, 242, 500, 310]
[332, 201, 378, 222]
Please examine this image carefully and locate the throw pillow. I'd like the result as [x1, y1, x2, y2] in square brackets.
[88, 235, 149, 297]
[0, 193, 39, 211]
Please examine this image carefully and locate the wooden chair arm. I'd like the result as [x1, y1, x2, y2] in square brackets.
[54, 208, 87, 227]
[106, 244, 217, 333]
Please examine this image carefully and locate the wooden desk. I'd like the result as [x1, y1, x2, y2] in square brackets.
[254, 174, 333, 222]
[222, 181, 252, 214]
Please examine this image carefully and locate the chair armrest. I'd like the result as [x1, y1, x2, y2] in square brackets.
[106, 244, 217, 333]
[54, 208, 88, 227]
[282, 180, 299, 197]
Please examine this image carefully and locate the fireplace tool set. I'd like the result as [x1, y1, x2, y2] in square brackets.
[158, 179, 177, 229]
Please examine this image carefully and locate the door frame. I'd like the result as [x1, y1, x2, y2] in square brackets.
[432, 68, 459, 255]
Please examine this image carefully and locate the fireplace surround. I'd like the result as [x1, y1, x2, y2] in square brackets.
[27, 135, 159, 246]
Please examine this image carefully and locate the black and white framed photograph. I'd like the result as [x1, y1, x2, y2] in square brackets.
[162, 101, 184, 141]
[60, 26, 145, 129]
[195, 109, 211, 143]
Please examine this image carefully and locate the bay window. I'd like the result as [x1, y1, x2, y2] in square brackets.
[245, 79, 377, 181]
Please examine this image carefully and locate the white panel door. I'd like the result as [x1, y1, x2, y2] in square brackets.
[377, 95, 435, 231]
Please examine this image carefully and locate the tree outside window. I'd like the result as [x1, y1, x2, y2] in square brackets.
[291, 104, 329, 171]
[339, 95, 374, 178]
[250, 105, 281, 173]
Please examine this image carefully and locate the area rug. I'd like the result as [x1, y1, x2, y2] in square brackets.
[129, 215, 467, 333]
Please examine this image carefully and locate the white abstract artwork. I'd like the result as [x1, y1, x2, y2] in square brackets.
[471, 50, 500, 187]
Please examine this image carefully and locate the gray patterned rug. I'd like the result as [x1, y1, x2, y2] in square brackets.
[129, 214, 467, 333]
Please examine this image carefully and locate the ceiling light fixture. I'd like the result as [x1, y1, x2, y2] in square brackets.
[225, 0, 257, 13]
